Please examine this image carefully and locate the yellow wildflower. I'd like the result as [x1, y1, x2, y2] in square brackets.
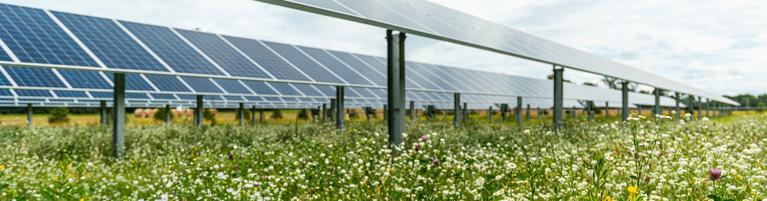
[627, 185, 638, 197]
[0, 164, 5, 171]
[602, 196, 615, 201]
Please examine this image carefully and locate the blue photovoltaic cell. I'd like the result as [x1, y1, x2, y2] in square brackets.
[261, 41, 343, 83]
[223, 95, 244, 101]
[0, 69, 11, 86]
[0, 89, 12, 96]
[349, 87, 375, 98]
[176, 94, 195, 100]
[57, 69, 110, 89]
[203, 95, 222, 100]
[263, 96, 282, 102]
[314, 85, 335, 96]
[298, 47, 371, 85]
[14, 89, 51, 97]
[176, 29, 271, 78]
[145, 75, 190, 92]
[241, 80, 278, 95]
[150, 93, 175, 100]
[181, 77, 222, 93]
[245, 96, 263, 101]
[298, 97, 313, 102]
[291, 83, 323, 96]
[3, 66, 65, 87]
[127, 93, 149, 99]
[105, 73, 155, 91]
[222, 36, 310, 81]
[328, 51, 386, 86]
[345, 87, 362, 98]
[54, 90, 88, 97]
[283, 97, 299, 102]
[267, 82, 301, 96]
[409, 63, 456, 91]
[119, 21, 223, 75]
[0, 4, 97, 66]
[0, 45, 10, 61]
[51, 12, 167, 71]
[213, 79, 251, 94]
[89, 92, 111, 98]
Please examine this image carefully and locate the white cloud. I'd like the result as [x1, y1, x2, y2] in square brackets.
[3, 0, 766, 95]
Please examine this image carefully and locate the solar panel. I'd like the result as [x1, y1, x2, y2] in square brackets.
[267, 82, 301, 96]
[314, 85, 335, 96]
[0, 4, 98, 66]
[262, 41, 344, 83]
[127, 93, 149, 99]
[144, 75, 190, 92]
[51, 11, 168, 71]
[15, 89, 51, 97]
[256, 0, 738, 106]
[222, 36, 310, 81]
[408, 63, 456, 91]
[213, 79, 251, 94]
[223, 95, 244, 101]
[105, 73, 155, 91]
[176, 29, 272, 78]
[297, 46, 372, 85]
[3, 66, 65, 87]
[53, 91, 88, 98]
[237, 81, 276, 96]
[57, 69, 111, 89]
[89, 91, 111, 98]
[291, 83, 323, 97]
[0, 89, 11, 96]
[181, 77, 222, 93]
[149, 93, 176, 100]
[327, 51, 385, 86]
[119, 21, 223, 75]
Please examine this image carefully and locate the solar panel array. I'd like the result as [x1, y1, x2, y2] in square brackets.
[0, 3, 693, 109]
[254, 0, 737, 106]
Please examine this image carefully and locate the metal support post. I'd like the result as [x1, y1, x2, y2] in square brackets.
[621, 81, 629, 120]
[26, 103, 32, 128]
[453, 93, 461, 128]
[100, 100, 108, 125]
[654, 88, 662, 117]
[409, 100, 415, 122]
[112, 73, 126, 158]
[383, 104, 388, 123]
[238, 103, 245, 126]
[674, 92, 681, 119]
[329, 99, 336, 122]
[697, 96, 702, 119]
[194, 95, 203, 128]
[462, 102, 468, 124]
[164, 104, 171, 124]
[336, 86, 345, 130]
[526, 104, 530, 120]
[500, 103, 508, 121]
[251, 106, 257, 125]
[605, 102, 610, 120]
[553, 66, 564, 130]
[487, 106, 493, 120]
[321, 103, 326, 123]
[587, 101, 594, 122]
[516, 96, 522, 128]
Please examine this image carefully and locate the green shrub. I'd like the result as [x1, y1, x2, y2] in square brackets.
[297, 109, 309, 120]
[271, 110, 283, 119]
[154, 108, 172, 121]
[48, 107, 70, 123]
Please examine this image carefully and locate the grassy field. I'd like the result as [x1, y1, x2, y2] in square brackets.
[0, 110, 764, 200]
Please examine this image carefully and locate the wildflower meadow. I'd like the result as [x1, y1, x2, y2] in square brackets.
[0, 113, 765, 200]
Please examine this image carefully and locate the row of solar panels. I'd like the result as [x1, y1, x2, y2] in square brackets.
[258, 0, 736, 105]
[0, 3, 685, 109]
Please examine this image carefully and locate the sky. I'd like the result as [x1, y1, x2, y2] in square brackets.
[3, 0, 766, 96]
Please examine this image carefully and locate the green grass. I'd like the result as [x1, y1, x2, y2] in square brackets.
[0, 112, 764, 200]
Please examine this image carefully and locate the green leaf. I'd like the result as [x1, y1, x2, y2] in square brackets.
[708, 194, 721, 201]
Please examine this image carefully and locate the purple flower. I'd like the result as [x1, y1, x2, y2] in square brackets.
[414, 143, 421, 151]
[432, 158, 440, 166]
[709, 168, 722, 181]
[419, 135, 429, 142]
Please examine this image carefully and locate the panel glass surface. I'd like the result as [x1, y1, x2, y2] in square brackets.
[57, 69, 111, 89]
[297, 46, 372, 85]
[267, 82, 301, 96]
[144, 75, 190, 92]
[241, 80, 279, 95]
[291, 83, 323, 97]
[261, 41, 343, 83]
[15, 89, 51, 97]
[53, 90, 88, 97]
[52, 11, 167, 71]
[181, 77, 222, 93]
[3, 66, 65, 87]
[222, 36, 309, 81]
[0, 4, 97, 66]
[327, 51, 385, 86]
[214, 79, 251, 94]
[119, 21, 223, 75]
[176, 29, 271, 78]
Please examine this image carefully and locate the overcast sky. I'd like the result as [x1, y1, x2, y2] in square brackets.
[4, 0, 766, 95]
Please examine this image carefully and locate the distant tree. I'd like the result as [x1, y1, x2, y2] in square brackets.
[48, 108, 70, 124]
